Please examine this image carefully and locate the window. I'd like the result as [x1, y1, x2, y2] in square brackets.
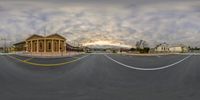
[39, 42, 43, 50]
[48, 42, 51, 50]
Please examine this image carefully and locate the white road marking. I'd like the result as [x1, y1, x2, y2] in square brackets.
[104, 54, 192, 71]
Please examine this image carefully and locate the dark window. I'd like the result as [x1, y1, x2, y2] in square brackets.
[48, 42, 51, 50]
[40, 42, 42, 49]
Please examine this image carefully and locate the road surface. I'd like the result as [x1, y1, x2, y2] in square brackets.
[0, 54, 200, 100]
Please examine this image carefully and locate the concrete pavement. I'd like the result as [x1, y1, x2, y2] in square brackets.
[0, 54, 200, 100]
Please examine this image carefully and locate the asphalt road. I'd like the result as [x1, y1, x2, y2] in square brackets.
[0, 54, 200, 100]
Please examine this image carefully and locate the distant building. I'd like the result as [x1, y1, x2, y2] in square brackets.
[0, 46, 14, 53]
[154, 43, 170, 53]
[169, 44, 189, 53]
[66, 43, 83, 52]
[154, 43, 189, 53]
[13, 41, 26, 51]
[0, 47, 3, 53]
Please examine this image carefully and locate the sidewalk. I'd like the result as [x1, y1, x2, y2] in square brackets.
[15, 52, 85, 58]
[0, 52, 16, 55]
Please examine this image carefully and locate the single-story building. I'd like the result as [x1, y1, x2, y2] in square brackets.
[169, 45, 189, 53]
[14, 33, 67, 53]
[13, 33, 84, 54]
[154, 43, 170, 53]
[0, 47, 3, 53]
[154, 43, 189, 53]
[13, 41, 26, 51]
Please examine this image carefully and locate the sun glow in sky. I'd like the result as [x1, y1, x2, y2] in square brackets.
[82, 40, 132, 48]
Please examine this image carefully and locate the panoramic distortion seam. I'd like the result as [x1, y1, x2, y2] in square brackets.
[104, 54, 192, 71]
[7, 55, 90, 67]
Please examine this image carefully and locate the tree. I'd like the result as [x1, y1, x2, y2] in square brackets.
[130, 48, 136, 51]
[136, 40, 148, 48]
[135, 40, 150, 53]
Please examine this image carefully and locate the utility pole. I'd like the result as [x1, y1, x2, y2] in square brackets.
[5, 38, 7, 53]
[0, 37, 3, 52]
[0, 37, 7, 53]
[0, 27, 8, 53]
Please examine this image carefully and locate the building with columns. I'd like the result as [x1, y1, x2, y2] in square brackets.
[13, 33, 84, 56]
[25, 34, 66, 53]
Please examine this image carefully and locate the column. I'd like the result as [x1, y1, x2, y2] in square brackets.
[44, 39, 46, 52]
[51, 39, 54, 52]
[31, 40, 33, 52]
[58, 40, 61, 53]
[28, 41, 30, 52]
[64, 41, 66, 53]
[37, 40, 39, 53]
[25, 41, 28, 52]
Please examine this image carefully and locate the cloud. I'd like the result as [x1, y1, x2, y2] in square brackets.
[0, 1, 200, 47]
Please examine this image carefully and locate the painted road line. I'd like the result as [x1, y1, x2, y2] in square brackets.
[105, 54, 192, 71]
[7, 54, 89, 67]
[69, 56, 80, 59]
[23, 57, 34, 62]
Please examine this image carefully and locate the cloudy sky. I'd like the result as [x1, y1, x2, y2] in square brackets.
[0, 0, 200, 48]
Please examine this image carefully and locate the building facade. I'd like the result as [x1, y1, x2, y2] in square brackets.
[169, 45, 189, 53]
[25, 34, 66, 53]
[13, 41, 26, 51]
[154, 43, 170, 52]
[14, 34, 85, 54]
[154, 43, 189, 53]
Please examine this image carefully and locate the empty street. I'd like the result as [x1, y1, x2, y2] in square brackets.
[0, 54, 200, 100]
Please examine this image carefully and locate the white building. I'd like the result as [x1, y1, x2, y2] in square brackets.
[169, 44, 189, 53]
[154, 43, 170, 52]
[154, 43, 189, 53]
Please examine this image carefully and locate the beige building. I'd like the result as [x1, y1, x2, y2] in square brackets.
[169, 45, 189, 53]
[25, 34, 66, 53]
